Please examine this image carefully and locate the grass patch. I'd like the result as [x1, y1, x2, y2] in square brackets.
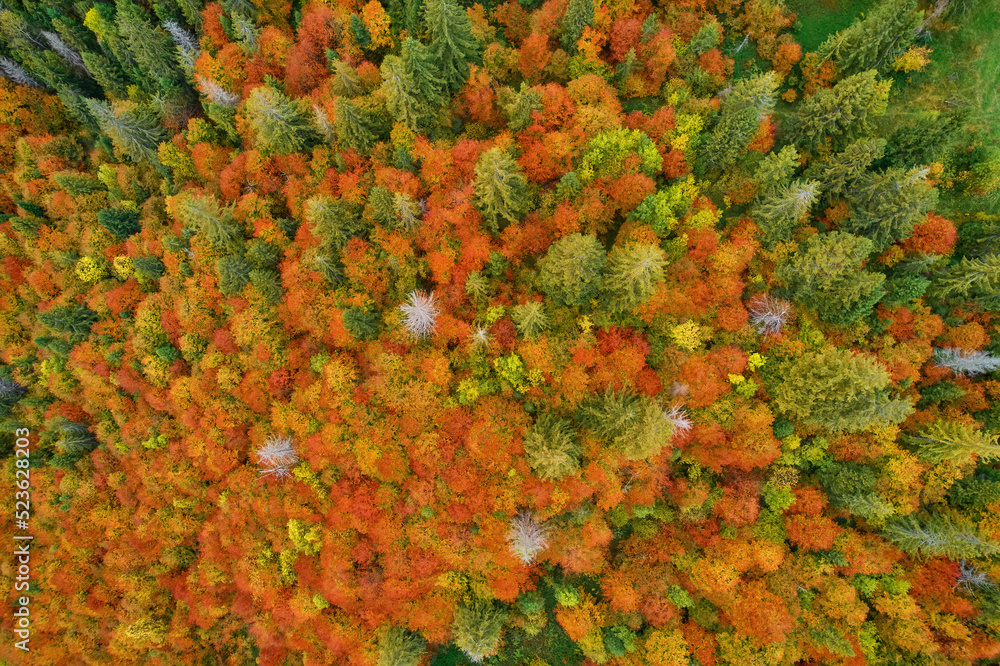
[786, 0, 878, 52]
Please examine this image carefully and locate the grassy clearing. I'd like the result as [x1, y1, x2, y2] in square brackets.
[786, 0, 878, 52]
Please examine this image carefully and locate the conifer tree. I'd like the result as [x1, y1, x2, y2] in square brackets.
[473, 147, 530, 234]
[841, 166, 936, 252]
[579, 388, 674, 460]
[452, 600, 508, 663]
[115, 0, 184, 85]
[500, 82, 543, 132]
[538, 233, 607, 308]
[560, 0, 594, 53]
[753, 145, 800, 196]
[424, 0, 480, 93]
[38, 305, 99, 339]
[334, 97, 378, 152]
[929, 255, 1000, 307]
[524, 413, 581, 480]
[216, 255, 252, 295]
[381, 55, 425, 131]
[701, 106, 760, 172]
[933, 347, 1000, 377]
[97, 208, 141, 239]
[905, 421, 1000, 465]
[303, 196, 368, 250]
[82, 98, 165, 167]
[329, 58, 362, 97]
[884, 511, 1000, 560]
[776, 231, 885, 325]
[601, 243, 667, 314]
[377, 626, 425, 666]
[753, 179, 820, 249]
[507, 511, 550, 564]
[790, 70, 891, 151]
[512, 301, 550, 340]
[805, 138, 887, 200]
[770, 346, 913, 432]
[814, 0, 922, 76]
[402, 37, 447, 111]
[244, 85, 318, 156]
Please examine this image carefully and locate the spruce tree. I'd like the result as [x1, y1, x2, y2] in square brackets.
[524, 413, 581, 480]
[752, 179, 820, 249]
[805, 138, 887, 200]
[753, 145, 800, 196]
[776, 231, 885, 325]
[601, 243, 667, 314]
[452, 600, 508, 663]
[424, 0, 480, 93]
[905, 421, 1000, 465]
[814, 0, 922, 76]
[884, 511, 1000, 560]
[97, 208, 141, 239]
[244, 85, 318, 156]
[579, 388, 673, 460]
[841, 166, 936, 252]
[770, 346, 913, 433]
[928, 255, 1000, 307]
[38, 305, 99, 339]
[560, 0, 594, 53]
[538, 232, 607, 308]
[377, 626, 425, 666]
[83, 98, 165, 167]
[334, 97, 378, 153]
[472, 147, 530, 234]
[402, 37, 447, 111]
[115, 0, 184, 85]
[501, 82, 543, 132]
[381, 55, 425, 131]
[512, 301, 550, 340]
[790, 70, 891, 151]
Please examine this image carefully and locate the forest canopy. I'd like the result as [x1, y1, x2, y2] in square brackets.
[2, 0, 1000, 664]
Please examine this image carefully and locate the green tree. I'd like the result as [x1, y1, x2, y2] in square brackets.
[334, 97, 378, 152]
[805, 138, 887, 201]
[329, 57, 362, 97]
[452, 600, 507, 663]
[216, 255, 252, 295]
[905, 421, 1000, 465]
[115, 0, 185, 85]
[752, 179, 820, 249]
[424, 0, 480, 93]
[402, 37, 447, 111]
[303, 195, 369, 250]
[928, 254, 1000, 307]
[840, 167, 936, 252]
[500, 83, 543, 132]
[560, 0, 594, 53]
[244, 85, 318, 156]
[776, 231, 885, 325]
[601, 243, 667, 314]
[512, 301, 550, 340]
[524, 413, 582, 480]
[38, 305, 99, 340]
[687, 20, 721, 55]
[790, 70, 891, 151]
[814, 0, 922, 76]
[538, 233, 606, 308]
[377, 626, 425, 666]
[884, 510, 1000, 560]
[380, 55, 425, 131]
[97, 208, 141, 239]
[769, 346, 913, 432]
[579, 388, 673, 460]
[343, 305, 382, 341]
[472, 147, 530, 234]
[83, 98, 165, 167]
[753, 145, 800, 196]
[132, 257, 165, 281]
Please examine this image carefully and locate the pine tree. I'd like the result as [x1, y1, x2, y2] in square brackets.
[905, 421, 1000, 465]
[97, 208, 141, 239]
[841, 166, 936, 252]
[770, 346, 913, 432]
[244, 85, 318, 156]
[601, 243, 667, 314]
[473, 147, 530, 234]
[579, 388, 674, 460]
[928, 255, 1000, 307]
[753, 145, 800, 196]
[377, 626, 426, 666]
[776, 231, 885, 325]
[500, 82, 543, 132]
[38, 305, 99, 339]
[452, 600, 507, 663]
[805, 138, 887, 200]
[883, 511, 1000, 560]
[424, 0, 480, 93]
[82, 98, 165, 166]
[752, 179, 820, 249]
[334, 97, 378, 152]
[790, 70, 891, 151]
[524, 413, 581, 480]
[402, 37, 447, 111]
[538, 233, 606, 307]
[814, 0, 922, 76]
[115, 0, 184, 84]
[399, 290, 439, 339]
[216, 255, 252, 295]
[512, 302, 550, 340]
[560, 0, 594, 53]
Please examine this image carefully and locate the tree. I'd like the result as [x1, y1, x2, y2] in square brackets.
[216, 255, 252, 295]
[97, 208, 141, 239]
[244, 85, 318, 156]
[579, 388, 673, 460]
[840, 166, 936, 252]
[805, 138, 887, 200]
[814, 0, 922, 76]
[747, 294, 792, 336]
[83, 98, 165, 166]
[775, 231, 885, 325]
[334, 97, 378, 152]
[601, 243, 667, 314]
[703, 72, 780, 171]
[424, 0, 480, 93]
[402, 37, 448, 111]
[933, 347, 1000, 377]
[928, 255, 1000, 307]
[452, 600, 508, 663]
[303, 196, 368, 250]
[524, 413, 581, 479]
[538, 233, 607, 308]
[790, 70, 891, 151]
[38, 305, 99, 339]
[507, 510, 550, 564]
[769, 346, 914, 432]
[512, 302, 550, 340]
[381, 56, 426, 132]
[905, 421, 1000, 465]
[377, 626, 425, 666]
[115, 0, 184, 84]
[473, 146, 530, 234]
[753, 145, 800, 196]
[884, 511, 1000, 560]
[256, 434, 299, 479]
[752, 179, 820, 249]
[399, 290, 439, 339]
[560, 0, 594, 53]
[343, 305, 382, 341]
[500, 82, 542, 132]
